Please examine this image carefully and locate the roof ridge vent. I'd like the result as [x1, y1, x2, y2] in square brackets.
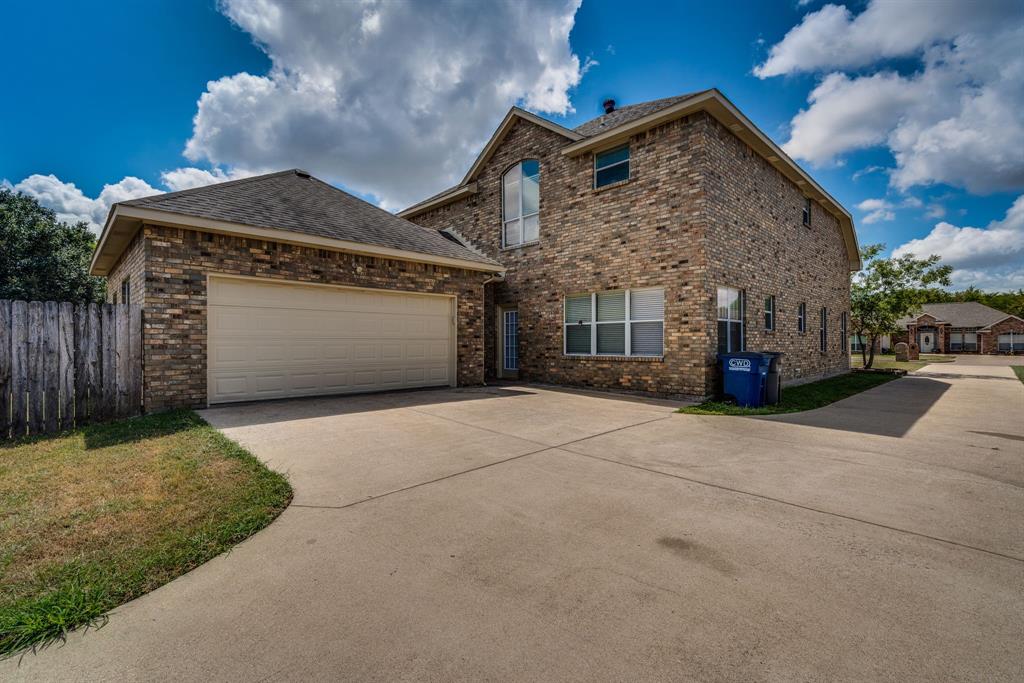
[294, 169, 311, 178]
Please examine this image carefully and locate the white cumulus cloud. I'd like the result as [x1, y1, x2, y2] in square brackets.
[757, 0, 1024, 194]
[892, 195, 1024, 290]
[7, 174, 159, 232]
[4, 166, 254, 233]
[182, 0, 586, 210]
[856, 198, 895, 224]
[160, 166, 257, 192]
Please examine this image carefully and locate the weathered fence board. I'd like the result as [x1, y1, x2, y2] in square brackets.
[100, 304, 116, 423]
[10, 301, 28, 437]
[1, 300, 143, 439]
[27, 302, 45, 434]
[0, 301, 10, 438]
[43, 302, 60, 434]
[59, 303, 75, 430]
[0, 301, 10, 436]
[85, 304, 102, 422]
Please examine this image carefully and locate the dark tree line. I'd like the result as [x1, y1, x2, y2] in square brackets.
[0, 189, 105, 303]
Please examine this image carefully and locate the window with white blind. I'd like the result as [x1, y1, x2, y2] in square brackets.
[502, 160, 540, 247]
[564, 288, 664, 357]
[950, 331, 978, 351]
[998, 333, 1023, 351]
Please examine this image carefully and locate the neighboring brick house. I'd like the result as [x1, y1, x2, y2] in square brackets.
[401, 89, 859, 396]
[92, 89, 859, 410]
[892, 302, 1024, 355]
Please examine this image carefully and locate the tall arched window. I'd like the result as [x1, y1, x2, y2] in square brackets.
[502, 160, 539, 247]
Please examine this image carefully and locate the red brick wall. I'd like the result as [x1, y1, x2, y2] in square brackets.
[701, 117, 851, 385]
[104, 230, 146, 305]
[134, 225, 489, 410]
[981, 317, 1024, 354]
[410, 112, 853, 395]
[410, 115, 710, 396]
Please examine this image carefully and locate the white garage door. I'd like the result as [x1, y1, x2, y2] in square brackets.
[208, 277, 455, 404]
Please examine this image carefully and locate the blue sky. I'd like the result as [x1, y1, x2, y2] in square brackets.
[3, 0, 1022, 289]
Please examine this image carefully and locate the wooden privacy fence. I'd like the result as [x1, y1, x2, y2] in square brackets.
[0, 300, 143, 439]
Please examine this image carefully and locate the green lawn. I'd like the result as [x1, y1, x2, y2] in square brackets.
[1013, 366, 1024, 384]
[850, 353, 956, 372]
[679, 371, 899, 416]
[0, 411, 292, 658]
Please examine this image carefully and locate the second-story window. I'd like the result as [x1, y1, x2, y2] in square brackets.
[797, 302, 806, 333]
[802, 197, 812, 227]
[594, 145, 630, 188]
[502, 160, 540, 247]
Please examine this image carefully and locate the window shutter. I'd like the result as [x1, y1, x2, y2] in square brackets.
[630, 288, 664, 320]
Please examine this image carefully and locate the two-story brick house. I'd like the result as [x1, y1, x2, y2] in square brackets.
[91, 89, 857, 409]
[401, 89, 860, 397]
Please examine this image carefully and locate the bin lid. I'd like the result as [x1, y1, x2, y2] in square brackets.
[718, 351, 767, 359]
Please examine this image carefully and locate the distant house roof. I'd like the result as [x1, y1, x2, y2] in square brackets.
[898, 302, 1018, 329]
[91, 169, 503, 275]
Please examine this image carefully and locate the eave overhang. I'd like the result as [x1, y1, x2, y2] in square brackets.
[89, 204, 505, 276]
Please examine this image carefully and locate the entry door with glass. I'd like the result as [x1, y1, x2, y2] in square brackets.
[919, 330, 935, 352]
[501, 308, 519, 378]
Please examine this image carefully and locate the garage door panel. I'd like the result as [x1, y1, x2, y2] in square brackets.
[209, 278, 455, 403]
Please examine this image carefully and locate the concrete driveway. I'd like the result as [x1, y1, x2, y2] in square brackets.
[5, 358, 1023, 681]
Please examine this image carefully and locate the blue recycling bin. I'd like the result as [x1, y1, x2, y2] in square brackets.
[719, 352, 771, 407]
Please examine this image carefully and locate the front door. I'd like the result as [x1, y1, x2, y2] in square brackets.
[919, 331, 935, 353]
[499, 308, 519, 379]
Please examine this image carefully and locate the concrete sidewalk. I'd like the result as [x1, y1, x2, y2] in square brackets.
[4, 369, 1022, 681]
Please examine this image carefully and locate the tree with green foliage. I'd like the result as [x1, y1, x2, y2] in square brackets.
[0, 189, 105, 303]
[851, 244, 952, 369]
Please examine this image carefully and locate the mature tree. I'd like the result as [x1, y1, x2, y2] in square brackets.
[850, 244, 953, 369]
[0, 189, 105, 303]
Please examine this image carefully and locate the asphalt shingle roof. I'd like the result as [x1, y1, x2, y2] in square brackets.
[572, 91, 707, 137]
[121, 169, 501, 267]
[898, 302, 1014, 328]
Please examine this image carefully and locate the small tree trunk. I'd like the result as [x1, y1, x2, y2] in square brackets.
[866, 334, 878, 369]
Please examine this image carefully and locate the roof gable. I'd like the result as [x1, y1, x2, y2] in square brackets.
[459, 107, 583, 186]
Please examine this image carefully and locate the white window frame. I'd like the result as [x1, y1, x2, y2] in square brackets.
[797, 302, 806, 333]
[819, 306, 828, 353]
[502, 160, 540, 248]
[764, 295, 775, 331]
[594, 145, 630, 189]
[802, 197, 811, 227]
[717, 286, 745, 354]
[840, 311, 848, 354]
[120, 277, 131, 305]
[563, 288, 664, 357]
